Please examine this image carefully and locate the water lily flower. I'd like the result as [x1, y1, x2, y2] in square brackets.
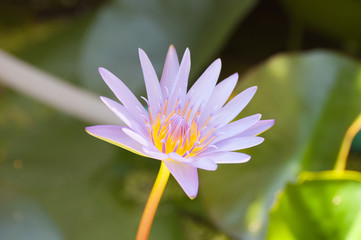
[86, 45, 274, 199]
[86, 46, 274, 239]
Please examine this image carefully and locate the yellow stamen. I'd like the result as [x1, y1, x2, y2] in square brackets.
[149, 100, 215, 158]
[199, 128, 215, 144]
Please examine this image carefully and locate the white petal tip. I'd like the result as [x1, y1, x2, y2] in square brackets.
[184, 48, 191, 56]
[243, 155, 251, 163]
[226, 73, 239, 86]
[254, 113, 262, 119]
[98, 67, 110, 77]
[249, 86, 258, 92]
[85, 126, 97, 136]
[189, 195, 196, 200]
[262, 119, 276, 131]
[209, 165, 218, 171]
[138, 48, 147, 57]
[186, 190, 198, 199]
[242, 86, 258, 100]
[167, 45, 178, 58]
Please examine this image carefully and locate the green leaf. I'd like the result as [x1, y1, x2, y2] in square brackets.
[0, 184, 63, 240]
[0, 93, 184, 240]
[278, 0, 361, 44]
[352, 131, 361, 151]
[7, 0, 257, 98]
[266, 171, 361, 240]
[14, 16, 95, 85]
[80, 0, 258, 95]
[200, 51, 361, 239]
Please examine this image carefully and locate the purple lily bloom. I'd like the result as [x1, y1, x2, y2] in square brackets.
[86, 45, 274, 199]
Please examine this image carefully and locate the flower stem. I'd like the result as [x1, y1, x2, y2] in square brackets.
[136, 161, 170, 240]
[334, 113, 361, 171]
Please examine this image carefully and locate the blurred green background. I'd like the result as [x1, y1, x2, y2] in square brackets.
[1, 0, 361, 239]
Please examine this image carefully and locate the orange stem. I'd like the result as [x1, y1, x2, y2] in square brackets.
[136, 161, 170, 240]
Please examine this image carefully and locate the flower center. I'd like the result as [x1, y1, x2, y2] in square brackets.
[147, 100, 215, 157]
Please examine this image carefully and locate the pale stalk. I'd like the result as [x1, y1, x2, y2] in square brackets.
[136, 161, 170, 240]
[0, 49, 119, 125]
[334, 113, 361, 171]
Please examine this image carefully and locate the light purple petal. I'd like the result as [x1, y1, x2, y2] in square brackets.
[199, 73, 238, 125]
[100, 97, 148, 137]
[160, 45, 179, 96]
[212, 136, 264, 152]
[98, 68, 147, 116]
[163, 159, 198, 199]
[187, 59, 221, 118]
[198, 152, 250, 164]
[240, 119, 275, 136]
[168, 152, 192, 163]
[168, 152, 216, 171]
[188, 158, 218, 171]
[210, 86, 257, 127]
[85, 125, 147, 157]
[213, 114, 262, 143]
[122, 128, 150, 146]
[139, 48, 164, 117]
[143, 146, 168, 160]
[167, 48, 190, 113]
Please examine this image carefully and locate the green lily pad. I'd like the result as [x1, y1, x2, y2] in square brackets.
[0, 183, 63, 240]
[278, 0, 361, 44]
[201, 51, 361, 239]
[266, 171, 361, 240]
[80, 0, 258, 95]
[0, 93, 184, 240]
[8, 0, 257, 97]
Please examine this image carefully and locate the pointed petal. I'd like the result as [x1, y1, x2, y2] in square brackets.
[175, 48, 191, 97]
[211, 86, 257, 127]
[168, 152, 216, 171]
[168, 48, 190, 112]
[213, 136, 264, 152]
[163, 159, 198, 199]
[86, 125, 147, 157]
[100, 97, 148, 137]
[122, 128, 150, 146]
[142, 146, 168, 160]
[168, 152, 192, 163]
[213, 114, 261, 143]
[199, 73, 238, 125]
[187, 59, 221, 119]
[241, 119, 275, 136]
[199, 152, 250, 164]
[139, 48, 164, 116]
[189, 158, 218, 171]
[98, 67, 147, 116]
[160, 45, 179, 96]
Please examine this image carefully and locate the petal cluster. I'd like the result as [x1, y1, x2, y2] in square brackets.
[86, 46, 274, 198]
